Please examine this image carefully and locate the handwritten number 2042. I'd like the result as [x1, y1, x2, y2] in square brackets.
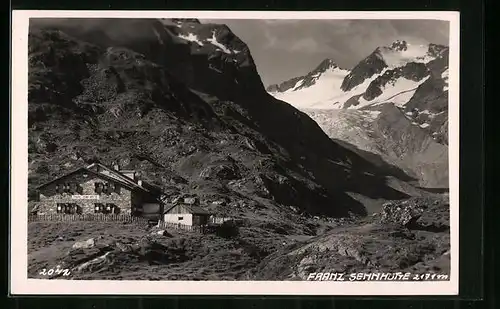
[39, 266, 71, 276]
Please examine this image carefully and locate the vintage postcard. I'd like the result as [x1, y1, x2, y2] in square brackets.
[10, 10, 459, 295]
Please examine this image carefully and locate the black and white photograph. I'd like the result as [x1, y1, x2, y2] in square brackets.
[11, 11, 459, 295]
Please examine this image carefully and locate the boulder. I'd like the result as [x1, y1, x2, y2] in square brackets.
[380, 200, 426, 226]
[72, 238, 95, 249]
[380, 197, 449, 231]
[199, 164, 240, 180]
[154, 230, 172, 237]
[73, 252, 112, 273]
[212, 199, 226, 206]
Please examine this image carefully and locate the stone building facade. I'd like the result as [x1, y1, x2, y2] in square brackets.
[32, 164, 162, 218]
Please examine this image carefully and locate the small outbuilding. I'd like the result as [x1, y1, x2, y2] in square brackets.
[163, 204, 211, 226]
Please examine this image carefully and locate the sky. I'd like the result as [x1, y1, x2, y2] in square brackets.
[202, 19, 450, 87]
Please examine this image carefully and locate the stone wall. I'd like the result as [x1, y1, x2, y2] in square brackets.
[36, 173, 133, 215]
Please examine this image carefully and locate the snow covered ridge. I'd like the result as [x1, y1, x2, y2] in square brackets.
[178, 33, 204, 46]
[267, 58, 346, 93]
[375, 40, 439, 68]
[269, 67, 430, 110]
[176, 30, 241, 54]
[206, 30, 232, 54]
[159, 18, 242, 54]
[269, 65, 350, 109]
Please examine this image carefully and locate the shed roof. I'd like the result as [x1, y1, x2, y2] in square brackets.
[164, 204, 211, 215]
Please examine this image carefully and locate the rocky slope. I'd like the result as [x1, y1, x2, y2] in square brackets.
[251, 196, 450, 280]
[27, 19, 449, 280]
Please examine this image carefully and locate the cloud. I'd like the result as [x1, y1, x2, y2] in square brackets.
[289, 37, 319, 52]
[262, 28, 278, 49]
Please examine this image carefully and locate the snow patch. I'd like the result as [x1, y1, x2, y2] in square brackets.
[178, 33, 204, 46]
[362, 110, 381, 120]
[208, 64, 222, 73]
[357, 75, 430, 108]
[207, 31, 232, 54]
[418, 109, 445, 119]
[292, 79, 305, 90]
[269, 67, 351, 109]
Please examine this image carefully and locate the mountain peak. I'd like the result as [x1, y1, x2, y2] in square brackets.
[389, 40, 409, 51]
[313, 58, 340, 72]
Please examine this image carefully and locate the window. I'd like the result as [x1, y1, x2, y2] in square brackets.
[95, 182, 116, 194]
[105, 203, 113, 213]
[178, 216, 184, 221]
[73, 204, 82, 214]
[56, 203, 64, 213]
[57, 203, 80, 214]
[94, 203, 104, 213]
[94, 203, 117, 214]
[94, 182, 103, 194]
